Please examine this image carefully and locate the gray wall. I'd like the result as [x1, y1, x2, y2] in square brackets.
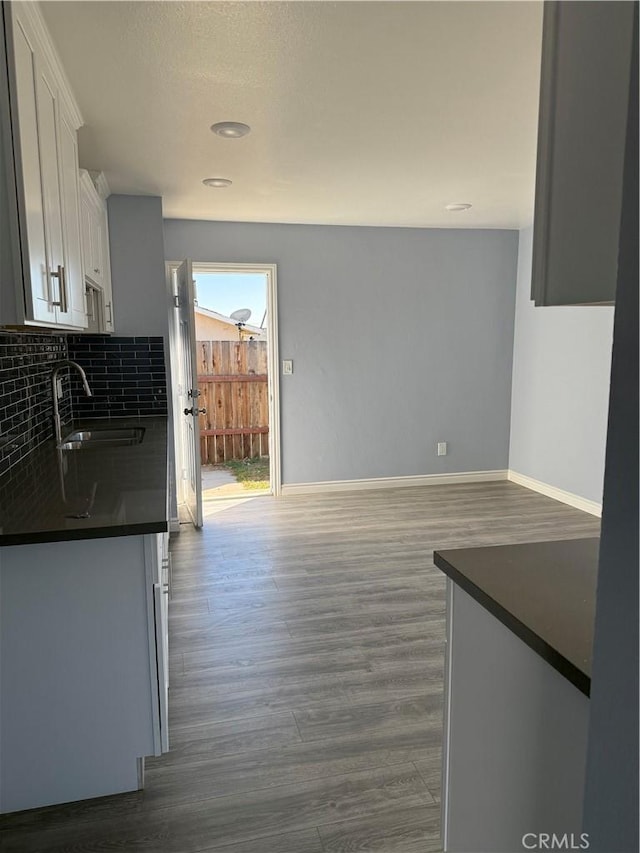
[509, 227, 614, 503]
[107, 196, 168, 337]
[107, 195, 177, 519]
[164, 220, 518, 485]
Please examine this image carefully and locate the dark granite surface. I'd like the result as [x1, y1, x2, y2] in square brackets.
[0, 417, 168, 546]
[434, 538, 599, 696]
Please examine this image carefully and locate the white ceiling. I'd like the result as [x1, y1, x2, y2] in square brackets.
[40, 1, 543, 228]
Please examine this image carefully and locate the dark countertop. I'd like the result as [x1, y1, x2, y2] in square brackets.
[434, 538, 599, 696]
[0, 417, 168, 546]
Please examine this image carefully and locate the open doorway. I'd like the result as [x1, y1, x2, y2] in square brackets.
[168, 261, 280, 526]
[194, 267, 271, 501]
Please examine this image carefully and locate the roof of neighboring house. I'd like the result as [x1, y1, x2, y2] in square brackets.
[194, 305, 265, 335]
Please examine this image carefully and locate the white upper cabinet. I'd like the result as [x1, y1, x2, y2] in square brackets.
[79, 169, 114, 332]
[80, 173, 104, 288]
[8, 7, 49, 324]
[3, 1, 87, 329]
[58, 108, 86, 328]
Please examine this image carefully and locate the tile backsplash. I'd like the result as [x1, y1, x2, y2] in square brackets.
[0, 332, 168, 478]
[0, 332, 71, 477]
[67, 336, 168, 418]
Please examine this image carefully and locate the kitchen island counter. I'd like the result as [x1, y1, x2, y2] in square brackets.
[434, 537, 599, 696]
[433, 537, 599, 852]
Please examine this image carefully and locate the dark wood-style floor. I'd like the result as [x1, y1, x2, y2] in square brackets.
[0, 482, 599, 852]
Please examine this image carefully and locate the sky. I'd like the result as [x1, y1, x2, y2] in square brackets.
[193, 273, 267, 328]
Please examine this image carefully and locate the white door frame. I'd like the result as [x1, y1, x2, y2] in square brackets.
[166, 261, 281, 499]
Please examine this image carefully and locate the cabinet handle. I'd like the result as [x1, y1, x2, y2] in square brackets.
[60, 265, 68, 313]
[105, 302, 112, 325]
[49, 264, 68, 313]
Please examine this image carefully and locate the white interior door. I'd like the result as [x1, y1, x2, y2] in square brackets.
[176, 259, 203, 528]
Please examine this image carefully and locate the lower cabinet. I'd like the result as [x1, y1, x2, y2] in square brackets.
[0, 531, 169, 814]
[441, 581, 589, 852]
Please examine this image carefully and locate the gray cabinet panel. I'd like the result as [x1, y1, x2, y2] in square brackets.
[532, 1, 634, 306]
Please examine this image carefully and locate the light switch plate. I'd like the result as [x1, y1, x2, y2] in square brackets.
[282, 360, 293, 375]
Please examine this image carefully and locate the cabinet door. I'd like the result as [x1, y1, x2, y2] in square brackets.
[8, 3, 86, 330]
[57, 106, 87, 328]
[144, 533, 169, 755]
[79, 170, 114, 332]
[532, 1, 634, 306]
[33, 55, 66, 317]
[100, 210, 115, 331]
[90, 205, 104, 287]
[10, 15, 52, 323]
[1, 536, 160, 813]
[79, 186, 93, 285]
[79, 172, 99, 283]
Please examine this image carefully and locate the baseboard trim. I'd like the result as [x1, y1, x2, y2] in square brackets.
[281, 470, 508, 496]
[507, 470, 602, 517]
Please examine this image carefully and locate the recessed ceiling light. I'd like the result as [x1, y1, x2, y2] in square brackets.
[203, 177, 232, 188]
[445, 203, 472, 212]
[210, 121, 251, 138]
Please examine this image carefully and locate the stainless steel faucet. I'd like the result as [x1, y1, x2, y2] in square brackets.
[51, 360, 93, 447]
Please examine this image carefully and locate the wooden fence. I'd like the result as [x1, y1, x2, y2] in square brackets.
[197, 340, 269, 464]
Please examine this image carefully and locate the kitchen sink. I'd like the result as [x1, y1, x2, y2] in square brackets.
[60, 427, 145, 450]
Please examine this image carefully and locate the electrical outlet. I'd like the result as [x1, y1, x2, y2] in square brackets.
[437, 441, 447, 456]
[282, 360, 293, 375]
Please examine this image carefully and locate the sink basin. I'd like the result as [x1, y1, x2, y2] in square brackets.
[60, 427, 145, 450]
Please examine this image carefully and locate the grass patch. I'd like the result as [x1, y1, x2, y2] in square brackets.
[223, 457, 270, 490]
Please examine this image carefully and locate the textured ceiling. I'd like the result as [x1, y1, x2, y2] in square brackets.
[40, 1, 543, 228]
